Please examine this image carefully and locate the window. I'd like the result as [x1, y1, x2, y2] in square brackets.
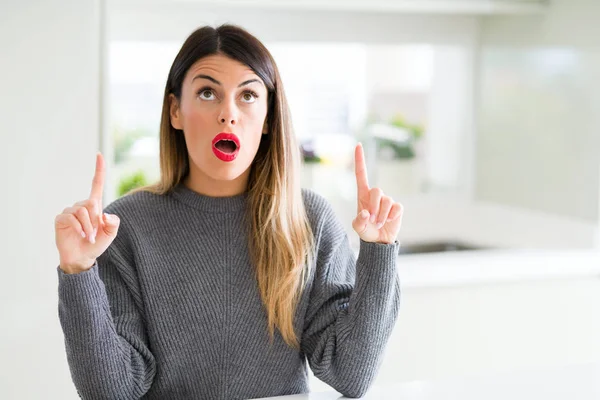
[108, 41, 469, 249]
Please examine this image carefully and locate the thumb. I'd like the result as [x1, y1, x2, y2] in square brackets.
[101, 213, 120, 237]
[352, 209, 370, 235]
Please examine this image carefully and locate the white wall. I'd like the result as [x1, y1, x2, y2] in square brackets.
[0, 0, 102, 398]
[426, 44, 476, 193]
[476, 0, 600, 223]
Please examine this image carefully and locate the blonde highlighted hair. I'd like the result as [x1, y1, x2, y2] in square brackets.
[128, 24, 314, 349]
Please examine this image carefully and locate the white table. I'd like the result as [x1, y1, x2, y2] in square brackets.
[256, 363, 600, 399]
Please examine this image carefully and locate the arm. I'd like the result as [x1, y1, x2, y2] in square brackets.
[301, 225, 400, 398]
[57, 243, 156, 399]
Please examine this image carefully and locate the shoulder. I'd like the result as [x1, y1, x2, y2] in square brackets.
[301, 188, 347, 247]
[101, 189, 169, 249]
[103, 188, 167, 218]
[301, 188, 336, 225]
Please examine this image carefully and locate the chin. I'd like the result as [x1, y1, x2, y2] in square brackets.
[191, 150, 253, 183]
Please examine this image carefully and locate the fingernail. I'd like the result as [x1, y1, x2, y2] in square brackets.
[81, 231, 86, 238]
[376, 222, 383, 229]
[370, 215, 376, 223]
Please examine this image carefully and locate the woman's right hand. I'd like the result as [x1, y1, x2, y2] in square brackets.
[55, 153, 121, 274]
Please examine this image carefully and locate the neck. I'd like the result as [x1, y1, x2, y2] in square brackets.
[183, 164, 250, 197]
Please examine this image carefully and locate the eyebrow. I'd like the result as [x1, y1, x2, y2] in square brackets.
[192, 74, 262, 88]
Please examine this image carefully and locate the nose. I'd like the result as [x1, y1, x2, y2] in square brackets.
[217, 100, 238, 126]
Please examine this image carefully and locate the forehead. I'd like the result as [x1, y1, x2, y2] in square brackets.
[187, 54, 258, 81]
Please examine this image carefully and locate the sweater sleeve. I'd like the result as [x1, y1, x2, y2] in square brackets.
[300, 225, 401, 398]
[57, 242, 156, 399]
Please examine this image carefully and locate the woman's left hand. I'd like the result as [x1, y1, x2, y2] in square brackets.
[351, 143, 404, 245]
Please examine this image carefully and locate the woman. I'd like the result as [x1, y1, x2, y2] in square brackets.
[55, 24, 403, 400]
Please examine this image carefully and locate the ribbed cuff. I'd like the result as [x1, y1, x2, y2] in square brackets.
[356, 239, 399, 286]
[57, 261, 107, 309]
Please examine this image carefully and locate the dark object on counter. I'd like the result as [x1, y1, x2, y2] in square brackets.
[398, 241, 487, 255]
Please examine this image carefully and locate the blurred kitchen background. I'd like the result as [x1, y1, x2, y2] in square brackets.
[1, 0, 599, 398]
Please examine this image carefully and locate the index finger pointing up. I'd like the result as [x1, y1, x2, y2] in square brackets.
[354, 142, 370, 196]
[89, 152, 105, 203]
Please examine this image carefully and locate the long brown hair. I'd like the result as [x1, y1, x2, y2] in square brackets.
[128, 24, 314, 349]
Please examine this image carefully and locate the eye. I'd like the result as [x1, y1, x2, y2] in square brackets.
[241, 91, 258, 104]
[198, 88, 216, 101]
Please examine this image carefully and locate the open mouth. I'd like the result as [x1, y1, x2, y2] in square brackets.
[212, 132, 241, 162]
[214, 139, 238, 154]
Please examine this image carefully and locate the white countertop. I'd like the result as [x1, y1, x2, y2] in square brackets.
[394, 248, 600, 288]
[256, 362, 600, 399]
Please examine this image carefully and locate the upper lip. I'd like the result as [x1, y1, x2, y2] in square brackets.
[212, 132, 240, 148]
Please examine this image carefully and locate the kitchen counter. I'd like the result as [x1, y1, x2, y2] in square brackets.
[394, 248, 600, 288]
[256, 362, 600, 399]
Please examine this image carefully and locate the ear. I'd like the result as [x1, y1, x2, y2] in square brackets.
[169, 94, 183, 130]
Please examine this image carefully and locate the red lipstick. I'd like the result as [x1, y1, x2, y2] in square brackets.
[212, 132, 241, 162]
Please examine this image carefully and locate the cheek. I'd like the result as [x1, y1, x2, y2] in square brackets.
[244, 105, 267, 136]
[183, 103, 211, 128]
[181, 104, 215, 145]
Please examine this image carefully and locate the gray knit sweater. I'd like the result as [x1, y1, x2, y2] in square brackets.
[57, 183, 401, 400]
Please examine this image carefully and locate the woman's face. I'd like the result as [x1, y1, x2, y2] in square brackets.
[169, 54, 269, 193]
